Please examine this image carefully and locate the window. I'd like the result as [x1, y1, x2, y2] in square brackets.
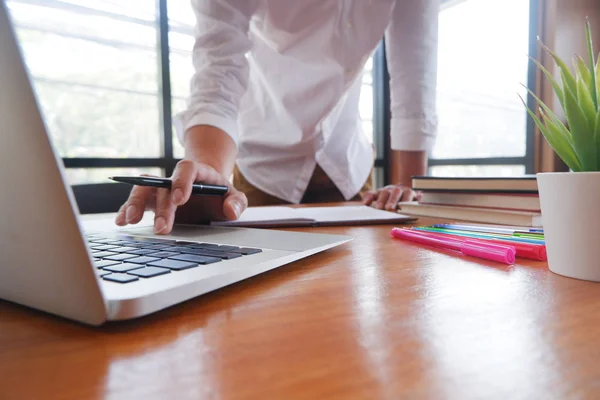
[7, 0, 162, 165]
[6, 0, 380, 210]
[167, 1, 196, 159]
[431, 0, 536, 177]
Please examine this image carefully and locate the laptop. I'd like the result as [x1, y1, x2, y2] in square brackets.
[0, 2, 351, 326]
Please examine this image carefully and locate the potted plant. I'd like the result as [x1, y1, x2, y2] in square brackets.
[524, 20, 600, 281]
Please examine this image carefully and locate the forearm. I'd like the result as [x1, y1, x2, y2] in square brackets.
[184, 125, 237, 178]
[389, 150, 428, 187]
[176, 0, 256, 180]
[385, 0, 439, 152]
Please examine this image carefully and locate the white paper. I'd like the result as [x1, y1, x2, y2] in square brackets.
[214, 205, 412, 226]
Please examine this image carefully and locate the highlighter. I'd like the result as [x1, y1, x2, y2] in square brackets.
[391, 228, 516, 265]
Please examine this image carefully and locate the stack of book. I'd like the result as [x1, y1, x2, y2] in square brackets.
[399, 175, 542, 227]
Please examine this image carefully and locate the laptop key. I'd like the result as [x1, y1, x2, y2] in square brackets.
[181, 248, 242, 260]
[126, 248, 156, 256]
[103, 263, 144, 273]
[90, 239, 120, 245]
[216, 245, 240, 251]
[129, 236, 177, 244]
[94, 240, 123, 246]
[103, 273, 139, 283]
[168, 254, 222, 264]
[148, 259, 200, 271]
[90, 244, 120, 251]
[141, 244, 173, 251]
[166, 246, 195, 253]
[112, 241, 141, 247]
[93, 251, 119, 258]
[104, 253, 138, 261]
[147, 251, 180, 258]
[128, 241, 160, 247]
[94, 260, 121, 269]
[126, 256, 161, 264]
[110, 246, 139, 253]
[231, 247, 263, 255]
[193, 243, 221, 249]
[127, 266, 171, 278]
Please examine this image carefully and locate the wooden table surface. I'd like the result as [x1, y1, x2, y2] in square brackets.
[2, 210, 600, 399]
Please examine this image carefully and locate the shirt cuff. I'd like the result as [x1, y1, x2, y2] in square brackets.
[390, 116, 437, 151]
[173, 110, 239, 147]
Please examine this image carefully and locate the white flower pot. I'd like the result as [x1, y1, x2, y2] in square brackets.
[537, 171, 600, 281]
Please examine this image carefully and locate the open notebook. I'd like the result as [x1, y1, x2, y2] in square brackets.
[212, 205, 416, 228]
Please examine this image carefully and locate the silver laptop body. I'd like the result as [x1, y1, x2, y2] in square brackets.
[0, 2, 351, 325]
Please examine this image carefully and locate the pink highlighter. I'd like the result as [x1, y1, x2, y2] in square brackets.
[391, 228, 516, 265]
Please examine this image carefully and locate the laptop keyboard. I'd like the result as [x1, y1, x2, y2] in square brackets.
[86, 234, 262, 284]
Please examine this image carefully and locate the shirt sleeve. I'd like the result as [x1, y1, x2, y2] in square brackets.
[384, 0, 439, 152]
[173, 0, 258, 147]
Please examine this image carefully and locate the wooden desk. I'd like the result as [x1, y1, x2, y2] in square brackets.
[1, 211, 600, 399]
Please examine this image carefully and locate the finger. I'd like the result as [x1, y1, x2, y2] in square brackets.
[125, 185, 155, 224]
[153, 188, 176, 234]
[222, 188, 248, 220]
[170, 160, 199, 206]
[401, 188, 418, 202]
[385, 186, 404, 211]
[373, 190, 391, 209]
[361, 191, 376, 205]
[115, 203, 127, 226]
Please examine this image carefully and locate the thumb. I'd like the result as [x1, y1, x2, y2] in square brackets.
[222, 189, 248, 220]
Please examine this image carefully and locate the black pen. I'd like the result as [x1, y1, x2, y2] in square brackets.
[109, 176, 229, 196]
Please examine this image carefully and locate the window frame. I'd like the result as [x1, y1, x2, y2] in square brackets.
[372, 42, 391, 185]
[38, 0, 539, 211]
[63, 0, 177, 176]
[63, 0, 388, 212]
[427, 0, 540, 176]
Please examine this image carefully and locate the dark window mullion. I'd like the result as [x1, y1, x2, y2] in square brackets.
[525, 0, 540, 174]
[372, 41, 390, 185]
[157, 0, 174, 176]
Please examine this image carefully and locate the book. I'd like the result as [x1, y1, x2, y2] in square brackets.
[411, 175, 538, 193]
[418, 191, 541, 212]
[398, 202, 542, 227]
[212, 205, 415, 228]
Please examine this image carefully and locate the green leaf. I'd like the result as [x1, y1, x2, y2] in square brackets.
[525, 85, 574, 145]
[596, 109, 600, 158]
[564, 84, 598, 170]
[597, 52, 600, 99]
[531, 56, 565, 111]
[586, 20, 598, 109]
[540, 41, 578, 97]
[576, 56, 593, 89]
[544, 114, 583, 171]
[576, 72, 598, 128]
[520, 95, 582, 171]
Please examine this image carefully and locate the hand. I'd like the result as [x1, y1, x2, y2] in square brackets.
[361, 184, 419, 211]
[115, 159, 248, 234]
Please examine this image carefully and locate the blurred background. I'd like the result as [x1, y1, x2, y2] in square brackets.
[6, 0, 537, 206]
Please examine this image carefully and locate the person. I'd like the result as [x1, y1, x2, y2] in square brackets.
[116, 0, 439, 234]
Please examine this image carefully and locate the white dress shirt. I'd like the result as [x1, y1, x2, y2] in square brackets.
[175, 0, 438, 204]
